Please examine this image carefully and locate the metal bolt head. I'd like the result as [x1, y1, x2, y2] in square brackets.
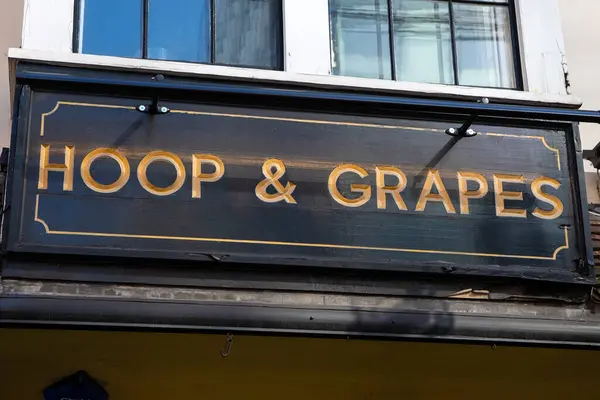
[466, 128, 477, 136]
[138, 105, 146, 112]
[160, 106, 168, 113]
[447, 128, 456, 134]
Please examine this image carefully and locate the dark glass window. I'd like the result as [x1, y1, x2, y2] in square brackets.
[77, 0, 283, 70]
[215, 0, 282, 68]
[330, 0, 519, 88]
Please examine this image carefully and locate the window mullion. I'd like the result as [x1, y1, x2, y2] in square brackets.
[142, 0, 149, 59]
[387, 0, 397, 80]
[448, 0, 460, 85]
[73, 0, 82, 53]
[210, 0, 216, 64]
[374, 0, 384, 79]
[507, 0, 524, 90]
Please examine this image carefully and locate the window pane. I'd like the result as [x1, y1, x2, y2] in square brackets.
[80, 0, 143, 58]
[454, 4, 516, 88]
[393, 0, 453, 84]
[330, 0, 392, 80]
[215, 0, 282, 69]
[148, 0, 210, 63]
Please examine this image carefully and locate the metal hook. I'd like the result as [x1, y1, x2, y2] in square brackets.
[220, 333, 234, 357]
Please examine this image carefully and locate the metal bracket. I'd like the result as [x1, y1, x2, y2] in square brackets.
[137, 74, 170, 115]
[575, 258, 591, 276]
[445, 98, 489, 138]
[137, 96, 170, 115]
[583, 143, 600, 169]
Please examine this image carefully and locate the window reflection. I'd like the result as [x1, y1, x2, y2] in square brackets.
[215, 0, 282, 69]
[330, 0, 392, 80]
[454, 4, 515, 88]
[79, 0, 282, 70]
[330, 0, 518, 88]
[148, 0, 210, 63]
[393, 0, 453, 84]
[81, 0, 143, 58]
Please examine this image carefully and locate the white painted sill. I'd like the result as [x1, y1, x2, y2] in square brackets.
[9, 48, 583, 109]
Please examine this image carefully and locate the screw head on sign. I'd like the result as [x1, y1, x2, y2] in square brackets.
[466, 129, 477, 136]
[447, 128, 456, 134]
[138, 105, 146, 112]
[160, 106, 168, 113]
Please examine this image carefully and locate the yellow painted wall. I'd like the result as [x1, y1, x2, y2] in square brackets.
[0, 328, 599, 400]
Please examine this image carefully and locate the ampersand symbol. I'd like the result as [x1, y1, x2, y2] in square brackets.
[255, 159, 297, 204]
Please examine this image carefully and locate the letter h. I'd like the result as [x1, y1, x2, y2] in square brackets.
[38, 144, 75, 191]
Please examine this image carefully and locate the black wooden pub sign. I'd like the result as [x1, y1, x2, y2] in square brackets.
[2, 62, 594, 285]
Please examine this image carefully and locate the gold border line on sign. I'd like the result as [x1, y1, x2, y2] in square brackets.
[34, 195, 569, 261]
[486, 132, 561, 171]
[40, 101, 445, 136]
[39, 102, 61, 137]
[41, 102, 563, 172]
[169, 109, 444, 132]
[40, 102, 137, 137]
[34, 101, 569, 261]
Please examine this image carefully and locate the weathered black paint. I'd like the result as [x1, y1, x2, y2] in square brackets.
[4, 295, 600, 349]
[2, 63, 594, 285]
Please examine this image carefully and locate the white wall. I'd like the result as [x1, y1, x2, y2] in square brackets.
[22, 0, 74, 53]
[0, 0, 24, 147]
[283, 0, 331, 75]
[519, 0, 568, 95]
[559, 0, 600, 204]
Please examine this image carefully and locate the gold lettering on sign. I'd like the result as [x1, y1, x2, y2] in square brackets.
[493, 174, 526, 218]
[81, 148, 131, 193]
[255, 159, 297, 204]
[137, 151, 186, 196]
[328, 164, 371, 208]
[192, 154, 225, 198]
[38, 144, 75, 191]
[457, 171, 489, 215]
[415, 169, 456, 213]
[376, 166, 407, 210]
[35, 143, 567, 223]
[531, 177, 564, 220]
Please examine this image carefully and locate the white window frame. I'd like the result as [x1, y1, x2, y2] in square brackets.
[19, 0, 578, 106]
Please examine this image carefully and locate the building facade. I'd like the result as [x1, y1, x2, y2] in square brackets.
[559, 0, 600, 204]
[1, 1, 600, 399]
